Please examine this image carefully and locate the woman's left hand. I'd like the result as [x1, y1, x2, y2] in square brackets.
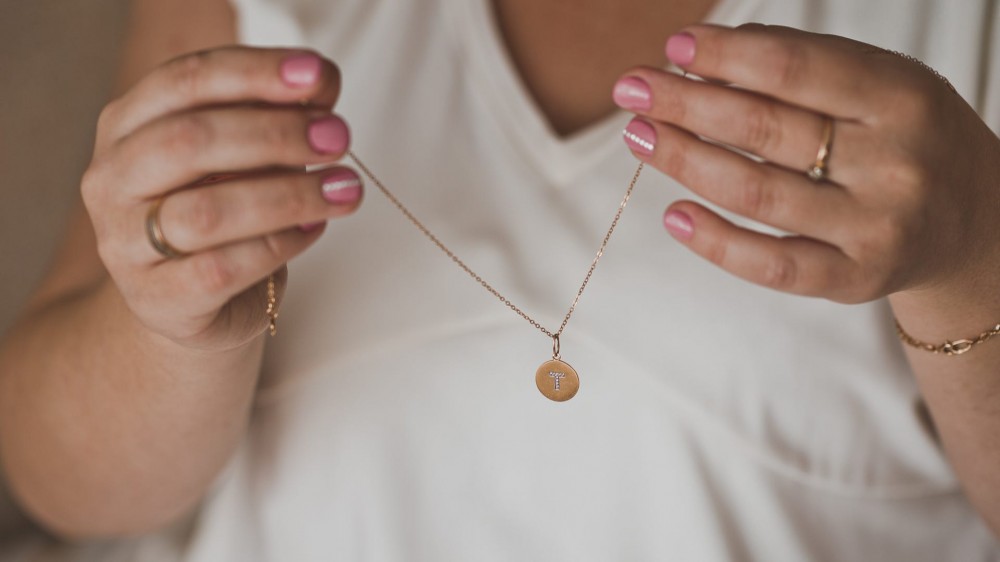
[614, 23, 1000, 304]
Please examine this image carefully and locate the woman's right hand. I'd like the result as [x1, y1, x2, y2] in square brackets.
[81, 47, 360, 351]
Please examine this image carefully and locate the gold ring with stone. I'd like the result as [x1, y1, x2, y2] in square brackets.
[807, 116, 834, 182]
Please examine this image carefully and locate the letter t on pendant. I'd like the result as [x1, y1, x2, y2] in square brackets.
[548, 371, 566, 391]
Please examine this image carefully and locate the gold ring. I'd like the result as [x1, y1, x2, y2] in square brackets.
[807, 116, 834, 182]
[145, 196, 188, 259]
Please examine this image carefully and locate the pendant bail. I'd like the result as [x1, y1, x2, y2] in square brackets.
[552, 333, 561, 359]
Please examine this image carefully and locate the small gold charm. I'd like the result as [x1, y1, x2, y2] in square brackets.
[349, 154, 643, 403]
[535, 359, 579, 402]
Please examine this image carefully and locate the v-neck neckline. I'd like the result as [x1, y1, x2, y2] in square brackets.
[441, 0, 763, 187]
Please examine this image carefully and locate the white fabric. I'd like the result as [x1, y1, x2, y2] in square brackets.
[173, 0, 1000, 560]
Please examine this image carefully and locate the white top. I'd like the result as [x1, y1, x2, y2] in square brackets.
[134, 0, 1000, 560]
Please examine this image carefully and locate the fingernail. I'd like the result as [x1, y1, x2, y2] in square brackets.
[321, 168, 362, 204]
[623, 118, 656, 155]
[308, 115, 350, 155]
[280, 53, 322, 87]
[298, 221, 325, 232]
[666, 33, 697, 66]
[613, 77, 652, 111]
[663, 210, 694, 240]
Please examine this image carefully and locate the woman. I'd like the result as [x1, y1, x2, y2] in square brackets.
[1, 0, 999, 559]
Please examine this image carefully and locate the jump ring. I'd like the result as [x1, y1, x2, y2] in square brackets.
[145, 196, 188, 259]
[807, 116, 834, 182]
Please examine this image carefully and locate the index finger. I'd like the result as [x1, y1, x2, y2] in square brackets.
[103, 46, 341, 143]
[667, 24, 889, 120]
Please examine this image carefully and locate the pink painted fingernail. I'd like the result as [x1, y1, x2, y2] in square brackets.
[321, 168, 362, 204]
[623, 118, 656, 155]
[613, 77, 652, 111]
[663, 210, 694, 240]
[280, 53, 322, 87]
[666, 33, 697, 66]
[298, 221, 325, 232]
[308, 115, 350, 155]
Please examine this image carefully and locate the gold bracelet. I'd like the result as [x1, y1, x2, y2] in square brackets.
[894, 319, 1000, 356]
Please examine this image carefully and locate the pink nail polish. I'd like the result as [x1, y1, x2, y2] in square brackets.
[613, 77, 652, 111]
[663, 210, 694, 240]
[623, 118, 656, 155]
[298, 221, 325, 232]
[666, 33, 697, 66]
[308, 116, 350, 155]
[280, 53, 322, 87]
[321, 168, 362, 204]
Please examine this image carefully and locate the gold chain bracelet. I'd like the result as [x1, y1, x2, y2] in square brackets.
[265, 274, 278, 337]
[895, 319, 1000, 356]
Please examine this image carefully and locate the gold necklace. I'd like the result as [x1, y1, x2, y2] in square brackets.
[349, 152, 643, 402]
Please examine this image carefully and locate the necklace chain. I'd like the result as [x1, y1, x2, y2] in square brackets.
[348, 152, 643, 341]
[884, 49, 957, 93]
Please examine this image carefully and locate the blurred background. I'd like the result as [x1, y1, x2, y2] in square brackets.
[0, 0, 129, 556]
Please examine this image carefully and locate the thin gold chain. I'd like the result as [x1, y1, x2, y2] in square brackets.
[349, 152, 643, 341]
[265, 274, 278, 336]
[884, 49, 958, 93]
[895, 319, 1000, 356]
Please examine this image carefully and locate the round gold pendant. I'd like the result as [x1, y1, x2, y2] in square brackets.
[535, 359, 579, 402]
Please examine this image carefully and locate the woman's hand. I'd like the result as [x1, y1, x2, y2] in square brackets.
[613, 24, 1000, 534]
[82, 46, 362, 351]
[613, 24, 1000, 304]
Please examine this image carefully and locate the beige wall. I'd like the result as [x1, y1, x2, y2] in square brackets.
[0, 0, 129, 545]
[0, 0, 127, 332]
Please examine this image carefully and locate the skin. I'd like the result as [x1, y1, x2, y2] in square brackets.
[1, 0, 998, 542]
[494, 0, 717, 135]
[0, 0, 351, 538]
[617, 25, 1000, 532]
[0, 0, 716, 539]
